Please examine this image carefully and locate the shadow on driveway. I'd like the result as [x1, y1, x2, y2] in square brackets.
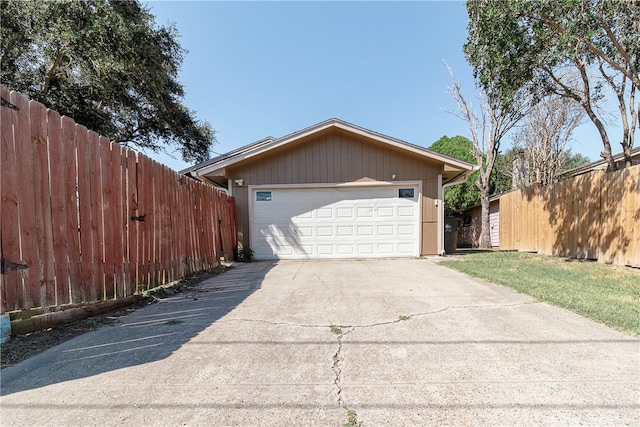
[0, 262, 276, 396]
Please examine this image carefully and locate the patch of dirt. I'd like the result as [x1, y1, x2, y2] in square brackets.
[1, 265, 232, 369]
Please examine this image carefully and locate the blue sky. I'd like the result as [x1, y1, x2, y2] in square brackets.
[145, 0, 606, 171]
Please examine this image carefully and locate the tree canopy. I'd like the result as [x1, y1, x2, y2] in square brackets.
[429, 136, 480, 214]
[464, 0, 639, 171]
[0, 0, 214, 163]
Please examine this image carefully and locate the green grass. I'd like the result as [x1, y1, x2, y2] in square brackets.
[343, 410, 364, 427]
[440, 251, 640, 336]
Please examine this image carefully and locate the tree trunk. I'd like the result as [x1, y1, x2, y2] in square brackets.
[479, 191, 492, 249]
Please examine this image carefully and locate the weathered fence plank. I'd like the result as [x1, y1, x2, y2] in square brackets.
[1, 86, 20, 312]
[13, 92, 39, 309]
[75, 124, 91, 303]
[126, 149, 138, 296]
[61, 116, 81, 303]
[47, 109, 70, 306]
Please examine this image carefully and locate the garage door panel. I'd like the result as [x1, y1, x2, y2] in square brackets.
[337, 207, 353, 218]
[357, 243, 374, 253]
[356, 225, 374, 236]
[377, 206, 394, 217]
[252, 185, 420, 259]
[337, 226, 354, 236]
[337, 244, 354, 254]
[398, 243, 416, 253]
[255, 209, 273, 221]
[317, 244, 334, 255]
[377, 224, 394, 235]
[298, 245, 314, 256]
[377, 243, 394, 253]
[297, 227, 313, 237]
[398, 224, 415, 235]
[317, 226, 333, 237]
[398, 206, 416, 216]
[257, 225, 285, 238]
[317, 208, 333, 219]
[357, 206, 374, 217]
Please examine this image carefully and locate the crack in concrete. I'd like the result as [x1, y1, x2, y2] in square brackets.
[291, 264, 304, 282]
[331, 326, 354, 410]
[355, 301, 539, 329]
[222, 301, 539, 330]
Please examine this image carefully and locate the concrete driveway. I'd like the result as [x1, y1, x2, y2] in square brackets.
[1, 259, 638, 426]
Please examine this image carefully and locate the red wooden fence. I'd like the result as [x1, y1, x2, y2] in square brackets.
[1, 87, 237, 315]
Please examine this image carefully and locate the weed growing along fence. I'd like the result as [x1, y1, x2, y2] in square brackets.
[499, 165, 640, 267]
[1, 87, 236, 317]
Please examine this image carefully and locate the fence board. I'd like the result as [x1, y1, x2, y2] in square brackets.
[112, 143, 125, 298]
[1, 87, 20, 312]
[136, 154, 148, 291]
[75, 124, 91, 303]
[61, 116, 81, 303]
[47, 109, 70, 306]
[95, 136, 115, 299]
[12, 92, 38, 309]
[30, 101, 56, 308]
[162, 168, 171, 282]
[126, 150, 138, 295]
[186, 180, 198, 272]
[88, 131, 104, 300]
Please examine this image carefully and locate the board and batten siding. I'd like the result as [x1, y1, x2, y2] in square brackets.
[227, 129, 443, 255]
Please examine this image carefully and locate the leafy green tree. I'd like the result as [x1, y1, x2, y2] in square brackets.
[429, 135, 511, 215]
[464, 0, 639, 171]
[0, 0, 214, 163]
[562, 152, 592, 172]
[429, 136, 480, 215]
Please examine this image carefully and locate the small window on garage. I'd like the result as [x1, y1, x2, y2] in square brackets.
[256, 191, 272, 201]
[398, 188, 415, 198]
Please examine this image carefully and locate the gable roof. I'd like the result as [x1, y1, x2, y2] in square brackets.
[182, 118, 475, 185]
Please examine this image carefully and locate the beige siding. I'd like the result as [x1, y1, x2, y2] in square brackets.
[229, 129, 443, 255]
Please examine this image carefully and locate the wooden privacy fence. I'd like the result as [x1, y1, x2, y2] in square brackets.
[499, 165, 640, 267]
[1, 87, 237, 318]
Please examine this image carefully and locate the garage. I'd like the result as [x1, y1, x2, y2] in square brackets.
[182, 118, 474, 259]
[250, 184, 420, 259]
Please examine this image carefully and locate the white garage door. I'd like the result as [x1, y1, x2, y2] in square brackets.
[251, 184, 420, 260]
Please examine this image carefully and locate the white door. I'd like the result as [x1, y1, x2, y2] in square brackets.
[251, 184, 420, 260]
[489, 202, 500, 247]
